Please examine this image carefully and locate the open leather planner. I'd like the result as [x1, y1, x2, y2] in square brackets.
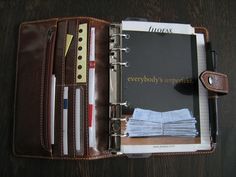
[14, 17, 229, 160]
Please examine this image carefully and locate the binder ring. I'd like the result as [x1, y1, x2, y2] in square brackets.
[110, 62, 129, 67]
[111, 47, 130, 53]
[110, 117, 128, 122]
[111, 33, 130, 39]
[110, 133, 128, 137]
[110, 101, 128, 107]
[111, 121, 121, 132]
[109, 51, 118, 60]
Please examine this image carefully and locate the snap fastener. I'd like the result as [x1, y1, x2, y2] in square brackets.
[208, 76, 213, 85]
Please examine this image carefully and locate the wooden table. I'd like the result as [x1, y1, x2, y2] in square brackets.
[0, 0, 235, 176]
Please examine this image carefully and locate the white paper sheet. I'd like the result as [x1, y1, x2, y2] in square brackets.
[122, 21, 195, 34]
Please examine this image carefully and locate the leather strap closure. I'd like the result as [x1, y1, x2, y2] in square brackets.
[200, 71, 229, 94]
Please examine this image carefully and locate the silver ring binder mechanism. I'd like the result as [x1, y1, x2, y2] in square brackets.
[110, 133, 128, 137]
[110, 47, 130, 53]
[110, 117, 128, 122]
[110, 101, 128, 107]
[111, 33, 130, 39]
[109, 23, 130, 153]
[110, 62, 129, 68]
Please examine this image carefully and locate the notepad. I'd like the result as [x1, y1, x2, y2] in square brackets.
[118, 21, 211, 153]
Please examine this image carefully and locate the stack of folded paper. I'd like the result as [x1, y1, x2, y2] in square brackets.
[126, 108, 198, 137]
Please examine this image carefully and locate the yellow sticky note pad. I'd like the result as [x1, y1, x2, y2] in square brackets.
[65, 34, 73, 57]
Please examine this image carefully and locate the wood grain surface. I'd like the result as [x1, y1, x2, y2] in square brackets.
[0, 0, 235, 177]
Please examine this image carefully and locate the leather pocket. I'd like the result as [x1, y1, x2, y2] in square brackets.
[14, 19, 58, 156]
[87, 20, 110, 157]
[41, 26, 57, 151]
[52, 20, 68, 156]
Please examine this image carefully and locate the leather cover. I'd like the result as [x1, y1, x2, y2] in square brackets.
[14, 17, 228, 160]
[14, 17, 113, 160]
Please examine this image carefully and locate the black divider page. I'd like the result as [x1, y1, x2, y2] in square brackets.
[122, 32, 200, 135]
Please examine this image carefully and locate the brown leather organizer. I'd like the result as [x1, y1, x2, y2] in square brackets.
[13, 17, 228, 160]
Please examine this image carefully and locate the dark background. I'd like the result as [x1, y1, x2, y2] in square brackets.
[0, 0, 235, 177]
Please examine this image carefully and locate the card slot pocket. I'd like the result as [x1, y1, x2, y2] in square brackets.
[75, 20, 91, 156]
[65, 19, 78, 85]
[41, 26, 57, 151]
[52, 85, 85, 157]
[54, 20, 68, 85]
[63, 19, 86, 157]
[72, 19, 110, 156]
[67, 86, 76, 156]
[14, 19, 57, 157]
[52, 85, 64, 156]
[87, 20, 110, 156]
[74, 86, 85, 156]
[53, 19, 89, 157]
[52, 20, 68, 156]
